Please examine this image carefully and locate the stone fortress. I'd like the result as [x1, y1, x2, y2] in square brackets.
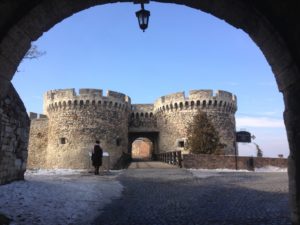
[28, 88, 237, 169]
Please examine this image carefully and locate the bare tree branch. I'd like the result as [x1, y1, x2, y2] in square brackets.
[24, 45, 46, 60]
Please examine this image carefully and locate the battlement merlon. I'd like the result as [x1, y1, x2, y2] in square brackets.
[154, 92, 185, 105]
[131, 104, 154, 112]
[107, 90, 131, 104]
[79, 89, 103, 96]
[29, 112, 48, 120]
[189, 90, 237, 103]
[45, 89, 76, 100]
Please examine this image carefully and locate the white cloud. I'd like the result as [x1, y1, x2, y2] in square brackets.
[236, 116, 284, 128]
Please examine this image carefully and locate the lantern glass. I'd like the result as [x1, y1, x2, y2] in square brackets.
[136, 9, 150, 31]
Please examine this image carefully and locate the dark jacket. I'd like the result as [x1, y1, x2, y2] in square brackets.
[92, 144, 103, 166]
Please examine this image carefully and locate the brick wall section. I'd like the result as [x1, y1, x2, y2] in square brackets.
[0, 83, 29, 184]
[183, 154, 287, 170]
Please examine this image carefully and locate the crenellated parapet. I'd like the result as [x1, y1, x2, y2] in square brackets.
[29, 112, 48, 120]
[129, 104, 157, 131]
[154, 90, 237, 114]
[44, 88, 131, 114]
[131, 104, 154, 119]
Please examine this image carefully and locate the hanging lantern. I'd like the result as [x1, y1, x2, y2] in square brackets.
[135, 3, 150, 32]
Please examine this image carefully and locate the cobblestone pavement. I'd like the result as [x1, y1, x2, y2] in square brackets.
[93, 162, 290, 225]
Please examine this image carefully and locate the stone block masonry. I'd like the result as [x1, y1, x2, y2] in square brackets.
[0, 83, 30, 184]
[154, 90, 237, 155]
[30, 88, 131, 169]
[28, 88, 237, 170]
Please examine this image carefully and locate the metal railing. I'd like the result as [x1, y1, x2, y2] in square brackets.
[155, 151, 182, 168]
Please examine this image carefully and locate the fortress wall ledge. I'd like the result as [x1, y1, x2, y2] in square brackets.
[154, 103, 237, 114]
[44, 88, 131, 113]
[154, 90, 237, 113]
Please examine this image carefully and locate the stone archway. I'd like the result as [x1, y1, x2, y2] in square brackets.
[128, 131, 158, 158]
[1, 1, 300, 224]
[131, 137, 154, 161]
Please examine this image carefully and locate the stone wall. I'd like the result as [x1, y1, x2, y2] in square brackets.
[129, 104, 157, 132]
[27, 115, 48, 169]
[28, 88, 238, 169]
[43, 88, 130, 169]
[0, 83, 29, 184]
[154, 90, 237, 155]
[183, 154, 288, 170]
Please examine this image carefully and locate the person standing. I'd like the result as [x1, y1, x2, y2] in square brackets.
[92, 140, 103, 175]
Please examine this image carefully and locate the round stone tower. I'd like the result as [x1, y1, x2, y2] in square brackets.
[154, 90, 237, 155]
[43, 88, 131, 169]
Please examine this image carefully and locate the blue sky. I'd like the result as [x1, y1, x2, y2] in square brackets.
[12, 2, 288, 157]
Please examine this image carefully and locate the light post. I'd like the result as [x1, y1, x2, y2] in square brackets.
[135, 3, 150, 32]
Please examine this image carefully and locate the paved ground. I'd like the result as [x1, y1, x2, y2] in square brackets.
[93, 161, 290, 225]
[128, 161, 178, 169]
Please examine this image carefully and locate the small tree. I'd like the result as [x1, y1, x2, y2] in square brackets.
[254, 142, 263, 157]
[185, 109, 225, 155]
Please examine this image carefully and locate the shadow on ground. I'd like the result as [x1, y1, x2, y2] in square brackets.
[92, 168, 290, 225]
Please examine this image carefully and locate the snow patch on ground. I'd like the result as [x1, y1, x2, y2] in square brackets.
[0, 169, 123, 225]
[189, 166, 287, 178]
[255, 166, 287, 172]
[24, 168, 87, 176]
[188, 168, 249, 179]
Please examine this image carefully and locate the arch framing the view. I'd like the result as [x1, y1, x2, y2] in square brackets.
[0, 1, 300, 224]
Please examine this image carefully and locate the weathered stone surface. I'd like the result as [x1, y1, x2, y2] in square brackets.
[28, 88, 130, 169]
[0, 83, 29, 185]
[28, 88, 237, 170]
[154, 90, 237, 155]
[26, 117, 48, 169]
